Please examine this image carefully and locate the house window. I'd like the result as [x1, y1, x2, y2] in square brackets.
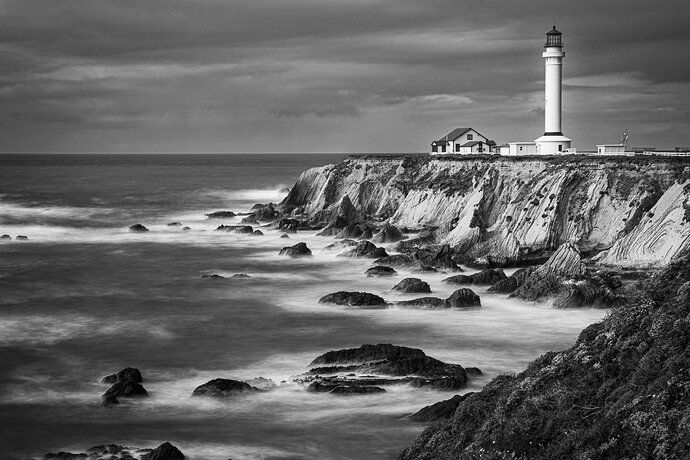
[467, 134, 474, 140]
[519, 146, 523, 151]
[432, 145, 438, 153]
[456, 144, 461, 152]
[441, 144, 446, 153]
[558, 144, 562, 152]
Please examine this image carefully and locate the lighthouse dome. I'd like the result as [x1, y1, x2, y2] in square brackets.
[545, 26, 563, 47]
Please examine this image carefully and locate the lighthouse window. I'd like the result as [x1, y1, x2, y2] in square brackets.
[558, 144, 563, 151]
[467, 134, 474, 140]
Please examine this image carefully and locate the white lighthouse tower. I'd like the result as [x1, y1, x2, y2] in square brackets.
[535, 26, 572, 154]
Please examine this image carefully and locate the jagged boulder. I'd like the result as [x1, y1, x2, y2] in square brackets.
[392, 278, 431, 293]
[338, 241, 388, 258]
[279, 242, 312, 257]
[396, 297, 448, 309]
[280, 233, 290, 239]
[167, 222, 181, 227]
[488, 266, 536, 293]
[206, 211, 236, 218]
[392, 228, 438, 253]
[319, 291, 387, 307]
[192, 378, 255, 397]
[360, 228, 374, 240]
[374, 254, 419, 268]
[324, 239, 357, 251]
[330, 385, 386, 395]
[372, 223, 405, 243]
[444, 268, 507, 285]
[410, 394, 470, 422]
[15, 235, 29, 240]
[102, 378, 148, 403]
[414, 244, 459, 270]
[511, 243, 586, 301]
[245, 377, 277, 390]
[365, 265, 398, 277]
[0, 234, 11, 240]
[140, 442, 185, 460]
[252, 229, 264, 236]
[231, 273, 251, 279]
[181, 226, 191, 231]
[201, 274, 224, 279]
[240, 216, 259, 225]
[253, 203, 280, 221]
[128, 224, 149, 233]
[215, 224, 254, 233]
[335, 223, 373, 239]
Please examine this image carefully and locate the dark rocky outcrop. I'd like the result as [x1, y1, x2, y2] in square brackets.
[201, 274, 224, 279]
[240, 216, 260, 225]
[400, 253, 690, 460]
[488, 266, 536, 293]
[413, 244, 460, 270]
[392, 278, 431, 293]
[128, 224, 149, 233]
[206, 210, 236, 218]
[181, 226, 191, 231]
[323, 239, 357, 251]
[338, 241, 388, 258]
[140, 442, 185, 460]
[278, 242, 312, 257]
[409, 394, 470, 422]
[167, 222, 181, 226]
[15, 235, 29, 240]
[372, 223, 405, 243]
[231, 273, 251, 279]
[304, 344, 476, 391]
[0, 234, 11, 240]
[443, 268, 507, 285]
[374, 254, 419, 268]
[252, 203, 281, 222]
[252, 229, 264, 236]
[192, 378, 256, 397]
[280, 233, 290, 239]
[101, 367, 143, 385]
[396, 289, 480, 309]
[330, 385, 386, 395]
[446, 288, 481, 308]
[365, 265, 398, 277]
[245, 377, 277, 390]
[318, 291, 387, 307]
[215, 224, 254, 234]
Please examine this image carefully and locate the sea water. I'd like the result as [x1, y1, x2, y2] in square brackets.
[0, 154, 606, 459]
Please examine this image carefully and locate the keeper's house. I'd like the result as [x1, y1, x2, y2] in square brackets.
[430, 127, 496, 154]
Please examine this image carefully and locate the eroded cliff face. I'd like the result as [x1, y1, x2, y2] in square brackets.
[283, 155, 690, 268]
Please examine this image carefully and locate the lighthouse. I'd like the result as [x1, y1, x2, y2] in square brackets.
[535, 26, 572, 154]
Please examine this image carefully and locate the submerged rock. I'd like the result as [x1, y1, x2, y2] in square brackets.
[443, 268, 507, 285]
[339, 241, 388, 258]
[252, 229, 264, 236]
[192, 378, 255, 397]
[231, 273, 251, 279]
[128, 224, 149, 233]
[374, 254, 418, 268]
[280, 233, 290, 239]
[44, 442, 184, 460]
[245, 377, 277, 390]
[15, 235, 29, 240]
[167, 222, 181, 226]
[396, 297, 448, 309]
[181, 226, 191, 231]
[201, 274, 224, 279]
[330, 385, 386, 395]
[279, 242, 312, 257]
[365, 265, 398, 277]
[318, 291, 387, 307]
[0, 234, 11, 240]
[206, 210, 236, 218]
[392, 278, 431, 293]
[305, 344, 475, 391]
[323, 239, 358, 251]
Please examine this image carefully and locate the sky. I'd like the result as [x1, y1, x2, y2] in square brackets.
[0, 0, 688, 153]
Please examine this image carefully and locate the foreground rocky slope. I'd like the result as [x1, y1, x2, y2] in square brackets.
[282, 155, 690, 268]
[400, 251, 690, 459]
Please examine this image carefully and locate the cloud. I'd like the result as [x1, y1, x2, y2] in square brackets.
[0, 0, 688, 152]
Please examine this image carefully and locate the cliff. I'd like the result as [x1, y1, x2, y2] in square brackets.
[283, 155, 690, 268]
[399, 252, 690, 460]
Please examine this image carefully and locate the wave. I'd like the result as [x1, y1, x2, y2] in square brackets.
[197, 186, 290, 205]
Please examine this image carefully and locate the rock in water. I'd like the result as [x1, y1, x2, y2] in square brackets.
[410, 394, 470, 422]
[231, 273, 251, 279]
[102, 379, 148, 400]
[167, 222, 181, 227]
[241, 216, 259, 225]
[374, 254, 419, 268]
[392, 278, 431, 293]
[278, 242, 312, 257]
[511, 243, 585, 301]
[395, 297, 448, 309]
[216, 224, 254, 234]
[371, 223, 404, 243]
[201, 274, 224, 279]
[443, 268, 507, 285]
[330, 385, 386, 395]
[365, 265, 397, 277]
[252, 229, 264, 236]
[101, 367, 143, 384]
[319, 291, 387, 307]
[206, 210, 236, 218]
[128, 224, 149, 233]
[140, 442, 185, 460]
[280, 233, 290, 239]
[446, 288, 481, 308]
[338, 241, 388, 258]
[0, 234, 11, 240]
[15, 235, 29, 240]
[192, 378, 255, 397]
[245, 377, 277, 390]
[181, 226, 191, 231]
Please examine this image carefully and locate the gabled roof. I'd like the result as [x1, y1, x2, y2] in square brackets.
[459, 141, 482, 148]
[437, 127, 471, 142]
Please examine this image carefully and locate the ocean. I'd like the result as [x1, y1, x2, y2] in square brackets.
[0, 154, 605, 459]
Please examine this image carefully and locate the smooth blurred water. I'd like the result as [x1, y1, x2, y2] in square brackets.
[0, 154, 605, 459]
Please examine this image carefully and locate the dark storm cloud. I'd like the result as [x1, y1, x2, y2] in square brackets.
[0, 0, 688, 152]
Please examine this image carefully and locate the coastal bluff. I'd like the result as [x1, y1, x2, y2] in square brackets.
[283, 155, 690, 268]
